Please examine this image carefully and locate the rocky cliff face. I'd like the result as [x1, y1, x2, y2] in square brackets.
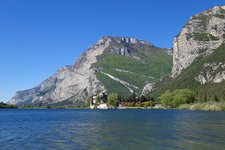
[141, 83, 155, 96]
[9, 36, 165, 106]
[149, 5, 225, 101]
[172, 5, 225, 77]
[195, 62, 225, 84]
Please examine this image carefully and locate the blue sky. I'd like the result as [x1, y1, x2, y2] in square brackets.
[0, 0, 225, 102]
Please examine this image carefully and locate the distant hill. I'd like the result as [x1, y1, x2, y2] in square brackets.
[0, 102, 17, 108]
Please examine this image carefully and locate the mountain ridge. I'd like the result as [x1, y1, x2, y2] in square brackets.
[9, 36, 172, 106]
[10, 5, 225, 106]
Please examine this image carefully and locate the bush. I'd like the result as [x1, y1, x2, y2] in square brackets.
[172, 89, 195, 107]
[135, 102, 141, 107]
[160, 89, 195, 108]
[142, 101, 155, 108]
[159, 90, 173, 108]
[108, 93, 119, 107]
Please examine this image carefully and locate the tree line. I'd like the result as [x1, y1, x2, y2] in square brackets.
[159, 88, 225, 108]
[0, 101, 17, 108]
[87, 91, 156, 108]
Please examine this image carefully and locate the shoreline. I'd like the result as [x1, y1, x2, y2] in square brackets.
[3, 103, 224, 112]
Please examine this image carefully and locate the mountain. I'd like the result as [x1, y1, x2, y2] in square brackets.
[172, 5, 225, 77]
[150, 5, 225, 101]
[9, 36, 172, 106]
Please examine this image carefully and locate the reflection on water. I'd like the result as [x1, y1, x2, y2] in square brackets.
[0, 109, 225, 149]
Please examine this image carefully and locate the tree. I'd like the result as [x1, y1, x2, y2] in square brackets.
[159, 90, 173, 108]
[86, 97, 91, 108]
[124, 94, 135, 102]
[172, 89, 195, 107]
[150, 97, 155, 102]
[160, 89, 195, 108]
[38, 103, 42, 108]
[204, 94, 208, 102]
[139, 95, 147, 102]
[223, 94, 225, 102]
[108, 93, 119, 107]
[132, 90, 136, 102]
[214, 95, 219, 102]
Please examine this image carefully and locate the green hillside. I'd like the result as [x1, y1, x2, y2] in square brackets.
[151, 44, 225, 102]
[92, 46, 172, 96]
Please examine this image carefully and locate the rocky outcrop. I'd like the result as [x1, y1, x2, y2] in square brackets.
[195, 62, 225, 84]
[172, 5, 225, 77]
[9, 36, 155, 105]
[141, 83, 155, 96]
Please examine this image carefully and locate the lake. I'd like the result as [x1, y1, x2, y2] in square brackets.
[0, 109, 225, 150]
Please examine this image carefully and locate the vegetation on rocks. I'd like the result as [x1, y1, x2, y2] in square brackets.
[151, 44, 225, 104]
[192, 33, 219, 41]
[93, 47, 172, 96]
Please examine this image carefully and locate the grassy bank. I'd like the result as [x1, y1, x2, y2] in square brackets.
[178, 102, 225, 111]
[117, 102, 225, 111]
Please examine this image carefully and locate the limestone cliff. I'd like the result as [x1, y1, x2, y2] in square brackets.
[149, 5, 225, 101]
[172, 5, 225, 77]
[195, 62, 225, 84]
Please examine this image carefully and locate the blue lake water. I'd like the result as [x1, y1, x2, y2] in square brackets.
[0, 109, 225, 150]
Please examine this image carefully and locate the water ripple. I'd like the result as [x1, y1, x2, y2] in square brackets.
[0, 109, 225, 149]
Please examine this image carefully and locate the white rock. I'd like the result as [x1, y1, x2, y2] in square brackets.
[171, 5, 225, 77]
[141, 83, 155, 96]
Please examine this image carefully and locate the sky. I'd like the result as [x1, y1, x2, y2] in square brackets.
[0, 0, 225, 102]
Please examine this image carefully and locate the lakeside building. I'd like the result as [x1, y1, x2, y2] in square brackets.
[90, 92, 108, 109]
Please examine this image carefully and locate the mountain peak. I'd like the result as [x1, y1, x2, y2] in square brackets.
[97, 36, 153, 46]
[213, 5, 225, 10]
